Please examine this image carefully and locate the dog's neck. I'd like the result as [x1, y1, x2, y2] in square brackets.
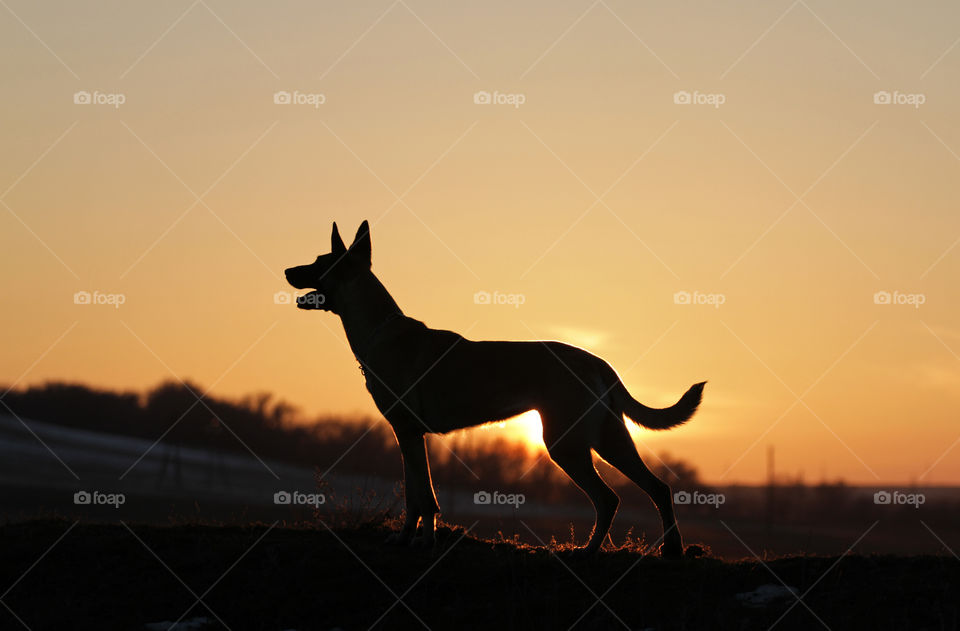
[337, 271, 404, 361]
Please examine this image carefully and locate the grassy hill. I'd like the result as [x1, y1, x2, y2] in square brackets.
[3, 518, 959, 630]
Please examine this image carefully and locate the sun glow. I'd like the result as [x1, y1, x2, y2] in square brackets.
[5, 1, 960, 486]
[480, 410, 545, 451]
[504, 410, 545, 452]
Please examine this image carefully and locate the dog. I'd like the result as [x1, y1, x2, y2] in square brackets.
[285, 221, 705, 558]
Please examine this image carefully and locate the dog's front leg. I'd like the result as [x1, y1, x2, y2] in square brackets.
[386, 434, 440, 548]
[385, 510, 418, 546]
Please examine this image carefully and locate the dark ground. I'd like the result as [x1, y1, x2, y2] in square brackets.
[3, 519, 959, 630]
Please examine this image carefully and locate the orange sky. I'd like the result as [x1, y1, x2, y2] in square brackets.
[2, 0, 960, 484]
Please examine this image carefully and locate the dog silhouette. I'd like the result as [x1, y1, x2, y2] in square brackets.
[286, 221, 704, 557]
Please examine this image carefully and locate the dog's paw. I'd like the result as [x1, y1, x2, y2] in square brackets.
[659, 541, 684, 560]
[561, 546, 598, 560]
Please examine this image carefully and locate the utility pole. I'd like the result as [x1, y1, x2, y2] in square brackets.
[764, 445, 775, 541]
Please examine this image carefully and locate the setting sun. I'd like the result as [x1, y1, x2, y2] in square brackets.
[497, 410, 546, 452]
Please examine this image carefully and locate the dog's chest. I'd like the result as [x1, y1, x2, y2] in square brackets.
[355, 326, 462, 426]
[359, 353, 423, 416]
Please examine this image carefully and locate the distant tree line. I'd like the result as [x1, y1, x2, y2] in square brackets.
[0, 381, 703, 498]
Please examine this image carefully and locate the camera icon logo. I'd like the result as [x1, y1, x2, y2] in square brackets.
[473, 290, 491, 305]
[473, 491, 492, 505]
[673, 490, 691, 505]
[673, 90, 691, 105]
[473, 91, 491, 105]
[74, 291, 92, 305]
[73, 91, 92, 105]
[874, 490, 891, 505]
[274, 91, 292, 105]
[673, 291, 691, 305]
[74, 491, 91, 505]
[873, 91, 892, 105]
[274, 491, 292, 505]
[273, 291, 292, 305]
[873, 291, 891, 305]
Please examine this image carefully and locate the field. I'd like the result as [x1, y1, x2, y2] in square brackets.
[4, 394, 960, 629]
[3, 518, 960, 631]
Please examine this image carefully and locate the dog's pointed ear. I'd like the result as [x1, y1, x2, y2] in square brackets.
[331, 222, 346, 256]
[349, 220, 371, 266]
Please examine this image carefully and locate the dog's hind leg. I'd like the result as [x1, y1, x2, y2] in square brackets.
[594, 417, 684, 559]
[546, 433, 619, 554]
[386, 433, 440, 548]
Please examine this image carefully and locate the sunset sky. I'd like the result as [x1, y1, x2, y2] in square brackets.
[2, 0, 960, 484]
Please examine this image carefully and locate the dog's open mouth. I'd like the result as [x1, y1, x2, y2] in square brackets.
[295, 290, 327, 310]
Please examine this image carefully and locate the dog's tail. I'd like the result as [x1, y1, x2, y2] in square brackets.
[613, 381, 705, 430]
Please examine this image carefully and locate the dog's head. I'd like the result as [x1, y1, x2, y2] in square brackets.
[284, 220, 371, 313]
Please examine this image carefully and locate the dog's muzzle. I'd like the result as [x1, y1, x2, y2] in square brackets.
[284, 267, 312, 289]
